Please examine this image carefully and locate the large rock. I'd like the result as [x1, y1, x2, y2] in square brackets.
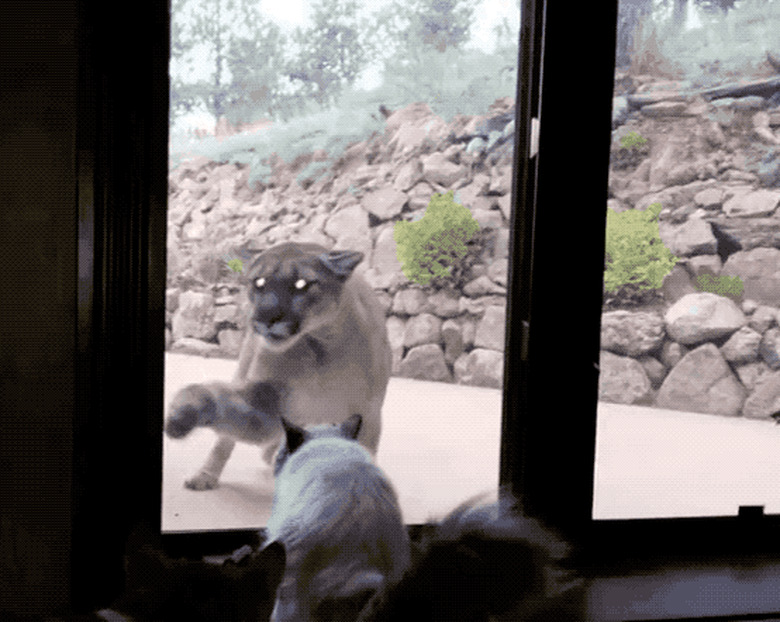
[463, 275, 506, 297]
[658, 218, 717, 256]
[719, 326, 761, 363]
[368, 224, 404, 290]
[421, 152, 465, 187]
[723, 188, 780, 218]
[600, 310, 665, 356]
[398, 344, 452, 382]
[387, 112, 447, 156]
[385, 315, 406, 373]
[722, 247, 780, 307]
[655, 343, 746, 416]
[171, 291, 217, 341]
[323, 203, 371, 256]
[706, 215, 780, 252]
[474, 305, 506, 351]
[361, 185, 408, 221]
[664, 292, 745, 345]
[742, 370, 780, 419]
[661, 264, 698, 304]
[441, 319, 464, 364]
[403, 313, 442, 348]
[635, 179, 717, 212]
[453, 349, 503, 389]
[426, 289, 460, 318]
[748, 304, 778, 333]
[393, 160, 423, 192]
[170, 336, 222, 357]
[598, 350, 653, 405]
[759, 327, 780, 370]
[392, 288, 428, 315]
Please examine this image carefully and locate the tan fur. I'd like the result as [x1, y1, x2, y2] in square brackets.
[183, 244, 391, 490]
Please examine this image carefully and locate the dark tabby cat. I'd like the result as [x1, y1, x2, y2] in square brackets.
[357, 497, 584, 622]
[95, 526, 285, 622]
[264, 414, 410, 622]
[165, 242, 392, 490]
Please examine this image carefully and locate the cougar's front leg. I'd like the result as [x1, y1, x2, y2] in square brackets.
[185, 435, 236, 490]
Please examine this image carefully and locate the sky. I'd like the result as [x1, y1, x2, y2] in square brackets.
[258, 0, 520, 53]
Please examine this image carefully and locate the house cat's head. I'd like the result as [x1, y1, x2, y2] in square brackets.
[273, 413, 363, 476]
[245, 242, 364, 350]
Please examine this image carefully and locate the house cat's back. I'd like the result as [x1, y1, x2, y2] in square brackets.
[265, 416, 410, 621]
[266, 437, 407, 557]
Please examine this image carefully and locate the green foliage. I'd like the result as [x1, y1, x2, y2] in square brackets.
[619, 131, 648, 150]
[169, 93, 385, 186]
[695, 273, 744, 297]
[393, 191, 480, 286]
[604, 203, 679, 293]
[226, 258, 244, 274]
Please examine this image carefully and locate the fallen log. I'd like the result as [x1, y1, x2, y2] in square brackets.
[627, 75, 780, 110]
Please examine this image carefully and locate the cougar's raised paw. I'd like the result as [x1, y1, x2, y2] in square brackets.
[185, 471, 219, 491]
[165, 385, 216, 439]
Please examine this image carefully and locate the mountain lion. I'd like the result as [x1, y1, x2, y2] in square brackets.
[165, 242, 392, 490]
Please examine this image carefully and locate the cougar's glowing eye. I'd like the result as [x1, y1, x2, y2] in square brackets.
[255, 277, 266, 288]
[294, 278, 307, 290]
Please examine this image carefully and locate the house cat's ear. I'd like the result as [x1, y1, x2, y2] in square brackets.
[341, 414, 363, 440]
[318, 250, 364, 279]
[281, 417, 307, 453]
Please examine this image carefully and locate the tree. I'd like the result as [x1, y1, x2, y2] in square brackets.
[171, 0, 289, 123]
[616, 0, 654, 67]
[374, 0, 474, 59]
[223, 20, 295, 123]
[285, 0, 371, 106]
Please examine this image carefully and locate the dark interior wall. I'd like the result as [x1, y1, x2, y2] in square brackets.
[0, 0, 79, 616]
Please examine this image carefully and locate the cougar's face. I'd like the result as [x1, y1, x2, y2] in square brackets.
[246, 243, 363, 349]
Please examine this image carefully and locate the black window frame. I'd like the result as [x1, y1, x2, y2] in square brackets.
[518, 0, 780, 564]
[72, 0, 780, 616]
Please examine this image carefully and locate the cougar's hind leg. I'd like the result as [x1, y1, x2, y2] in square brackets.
[185, 435, 236, 490]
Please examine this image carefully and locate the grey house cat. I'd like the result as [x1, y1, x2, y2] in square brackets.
[264, 414, 410, 622]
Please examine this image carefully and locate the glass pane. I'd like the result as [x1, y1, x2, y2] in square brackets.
[594, 0, 780, 520]
[163, 0, 521, 532]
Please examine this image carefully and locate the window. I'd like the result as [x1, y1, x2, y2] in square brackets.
[71, 0, 780, 617]
[594, 0, 780, 521]
[162, 0, 522, 533]
[515, 0, 780, 565]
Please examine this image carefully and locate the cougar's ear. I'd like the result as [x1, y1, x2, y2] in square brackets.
[281, 418, 306, 453]
[318, 250, 364, 279]
[341, 414, 363, 440]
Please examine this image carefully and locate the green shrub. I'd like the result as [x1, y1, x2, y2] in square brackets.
[619, 131, 648, 150]
[695, 273, 744, 297]
[604, 202, 679, 293]
[393, 191, 480, 286]
[226, 258, 244, 274]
